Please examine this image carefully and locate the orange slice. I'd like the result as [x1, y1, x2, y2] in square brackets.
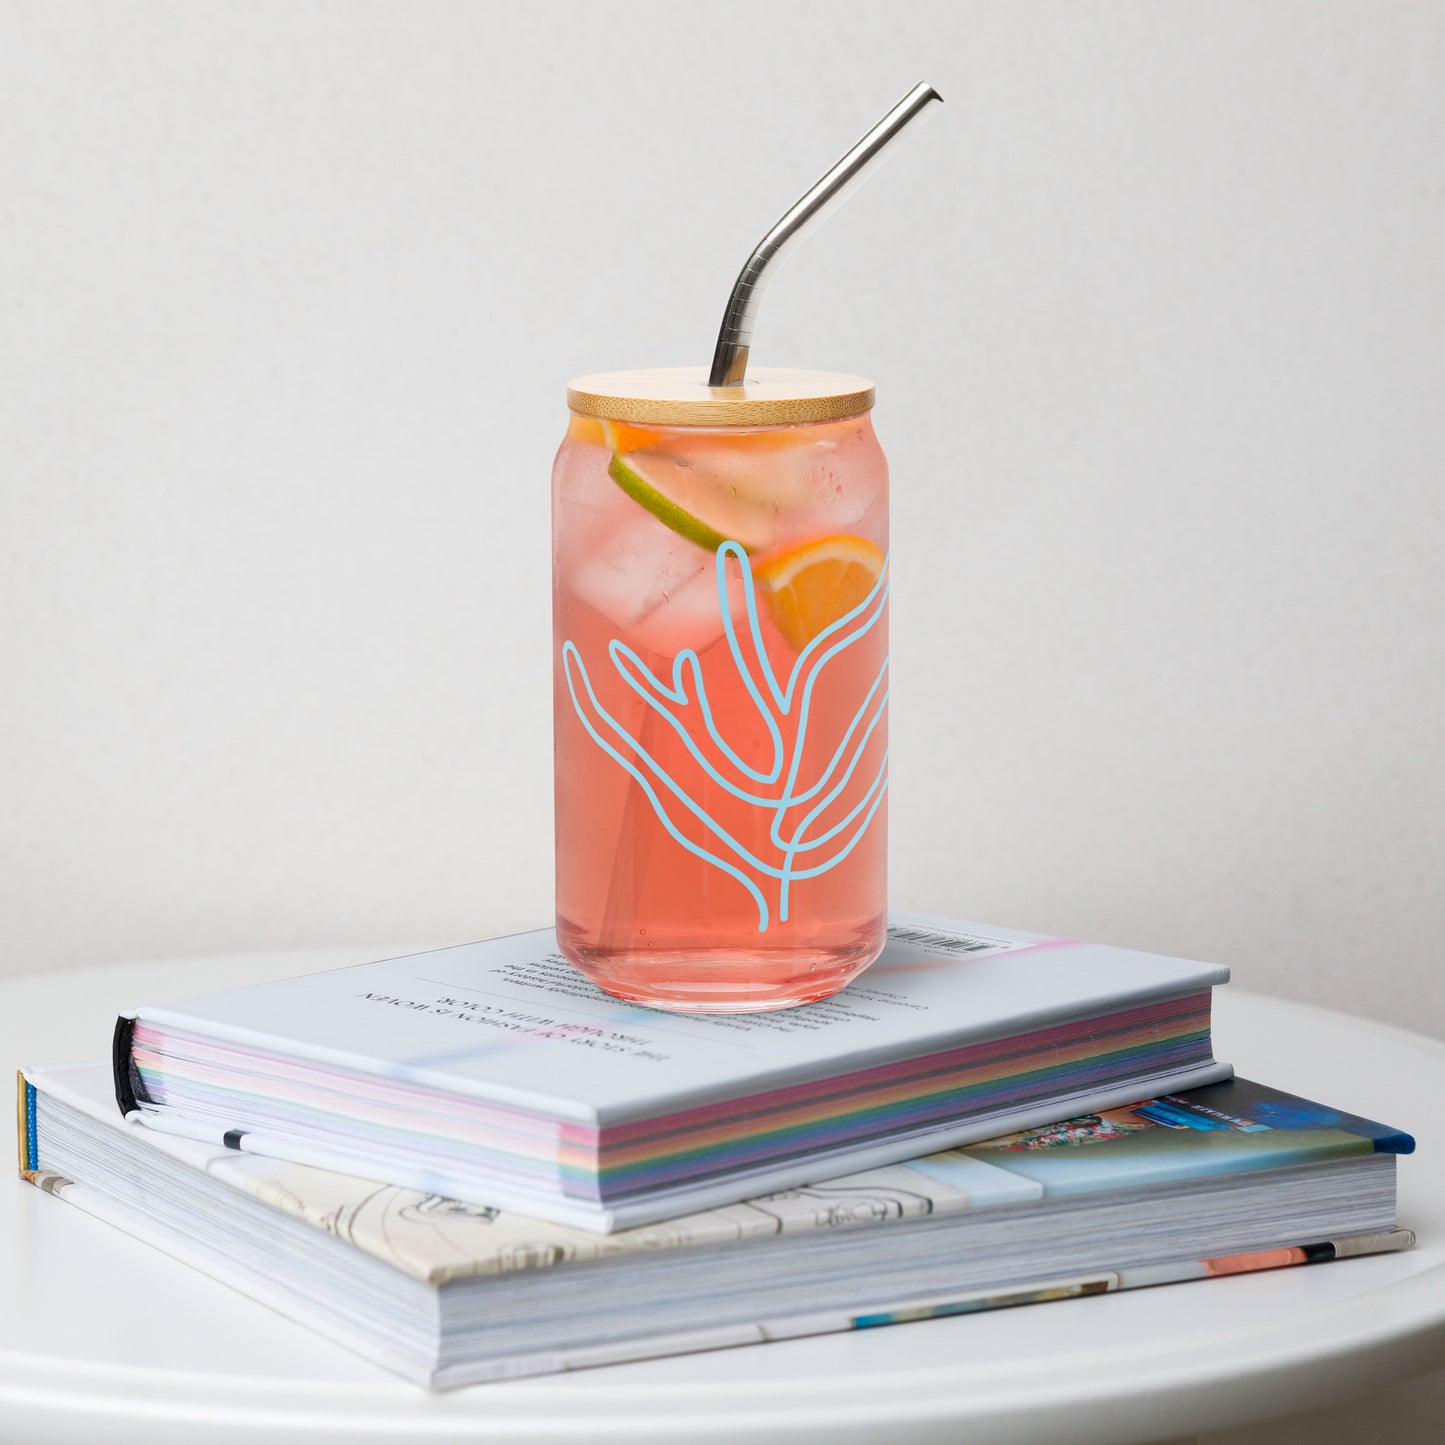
[754, 535, 886, 651]
[567, 414, 660, 452]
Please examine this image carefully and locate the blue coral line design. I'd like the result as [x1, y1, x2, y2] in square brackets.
[768, 654, 891, 837]
[761, 565, 889, 921]
[606, 556, 889, 821]
[561, 642, 770, 930]
[604, 644, 884, 826]
[568, 644, 834, 883]
[562, 542, 889, 933]
[608, 645, 889, 817]
[775, 707, 889, 855]
[607, 644, 785, 797]
[780, 777, 891, 923]
[718, 540, 890, 716]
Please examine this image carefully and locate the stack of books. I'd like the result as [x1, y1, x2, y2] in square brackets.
[19, 911, 1415, 1387]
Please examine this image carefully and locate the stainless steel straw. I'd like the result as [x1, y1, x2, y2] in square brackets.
[707, 81, 943, 388]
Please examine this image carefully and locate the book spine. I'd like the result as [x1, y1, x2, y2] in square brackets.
[15, 1070, 37, 1176]
[112, 1020, 271, 1152]
[112, 1013, 143, 1115]
[15, 1072, 82, 1197]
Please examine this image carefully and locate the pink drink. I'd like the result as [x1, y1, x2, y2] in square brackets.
[553, 370, 888, 1011]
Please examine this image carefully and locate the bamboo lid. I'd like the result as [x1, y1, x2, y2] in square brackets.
[566, 367, 874, 427]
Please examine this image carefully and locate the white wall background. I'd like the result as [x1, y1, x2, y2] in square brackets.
[3, 0, 1444, 1045]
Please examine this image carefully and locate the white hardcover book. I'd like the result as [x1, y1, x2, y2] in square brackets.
[113, 910, 1232, 1230]
[19, 1061, 1412, 1389]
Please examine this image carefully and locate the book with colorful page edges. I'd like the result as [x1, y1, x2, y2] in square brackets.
[110, 911, 1231, 1230]
[20, 1063, 1413, 1388]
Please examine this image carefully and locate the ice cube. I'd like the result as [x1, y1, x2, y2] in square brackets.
[627, 554, 751, 658]
[566, 510, 711, 643]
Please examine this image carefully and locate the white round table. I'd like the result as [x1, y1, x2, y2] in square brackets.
[2, 948, 1442, 1444]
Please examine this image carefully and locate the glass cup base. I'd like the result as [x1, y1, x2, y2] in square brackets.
[557, 923, 886, 1013]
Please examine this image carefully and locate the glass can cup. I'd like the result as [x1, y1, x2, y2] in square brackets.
[552, 368, 889, 1012]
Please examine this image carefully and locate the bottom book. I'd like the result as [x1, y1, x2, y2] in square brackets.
[19, 1061, 1415, 1389]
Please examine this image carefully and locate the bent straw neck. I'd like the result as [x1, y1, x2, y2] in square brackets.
[707, 82, 942, 389]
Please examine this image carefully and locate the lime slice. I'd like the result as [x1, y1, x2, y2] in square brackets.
[606, 452, 750, 555]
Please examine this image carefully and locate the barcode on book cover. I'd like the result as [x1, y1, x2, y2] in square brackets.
[886, 926, 1025, 958]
